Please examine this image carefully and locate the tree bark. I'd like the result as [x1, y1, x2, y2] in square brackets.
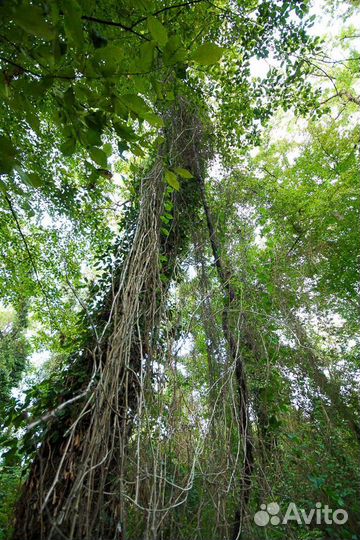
[197, 174, 254, 540]
[12, 99, 210, 540]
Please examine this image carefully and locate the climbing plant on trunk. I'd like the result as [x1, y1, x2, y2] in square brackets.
[0, 1, 330, 539]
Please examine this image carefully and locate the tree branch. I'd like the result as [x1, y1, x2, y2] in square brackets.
[81, 15, 149, 41]
[131, 0, 206, 28]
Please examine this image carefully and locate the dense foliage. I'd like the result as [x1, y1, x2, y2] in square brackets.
[0, 0, 359, 539]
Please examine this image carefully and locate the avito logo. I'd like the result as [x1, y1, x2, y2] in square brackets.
[254, 501, 348, 527]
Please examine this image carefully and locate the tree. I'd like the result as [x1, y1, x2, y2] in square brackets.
[0, 1, 358, 540]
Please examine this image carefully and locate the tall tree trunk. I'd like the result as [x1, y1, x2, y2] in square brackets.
[12, 98, 210, 540]
[197, 175, 254, 540]
[193, 230, 222, 407]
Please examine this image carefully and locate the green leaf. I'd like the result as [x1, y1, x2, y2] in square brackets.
[138, 41, 156, 71]
[0, 136, 16, 174]
[120, 94, 151, 118]
[102, 143, 113, 157]
[82, 128, 102, 147]
[147, 16, 168, 47]
[0, 178, 7, 194]
[113, 122, 137, 142]
[25, 78, 52, 99]
[164, 170, 180, 191]
[163, 36, 186, 66]
[27, 173, 43, 188]
[0, 73, 9, 99]
[132, 144, 145, 157]
[60, 136, 76, 156]
[191, 43, 224, 65]
[62, 0, 83, 49]
[89, 147, 108, 168]
[144, 113, 164, 128]
[94, 44, 123, 63]
[13, 6, 55, 41]
[93, 44, 124, 74]
[134, 76, 149, 93]
[174, 167, 193, 179]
